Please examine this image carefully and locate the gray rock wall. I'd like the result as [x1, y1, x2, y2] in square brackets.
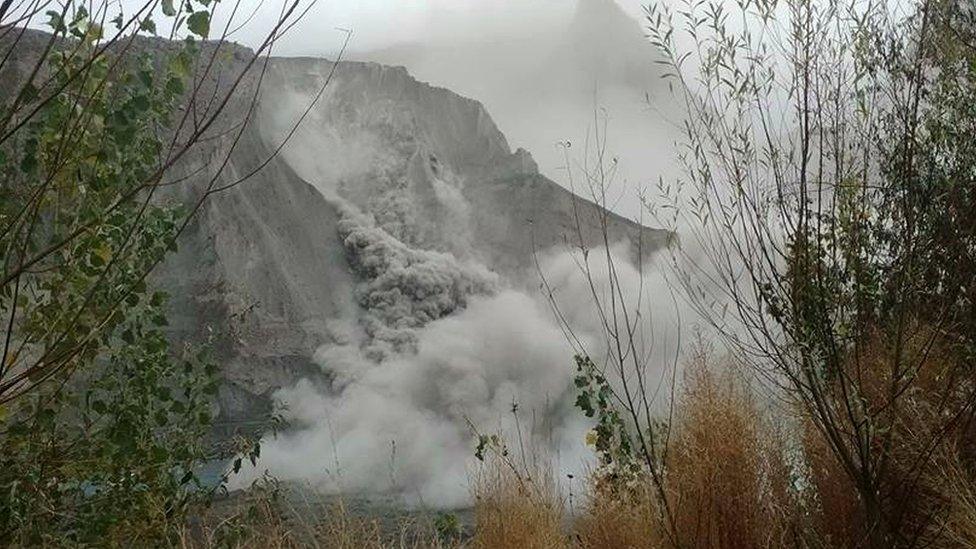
[2, 30, 671, 427]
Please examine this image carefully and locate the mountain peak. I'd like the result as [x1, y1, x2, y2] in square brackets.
[569, 0, 647, 48]
[564, 0, 658, 89]
[571, 0, 635, 31]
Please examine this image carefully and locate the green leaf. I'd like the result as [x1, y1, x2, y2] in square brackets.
[19, 150, 36, 174]
[91, 400, 107, 415]
[474, 436, 488, 461]
[161, 0, 176, 17]
[46, 10, 66, 32]
[186, 11, 210, 38]
[165, 76, 185, 96]
[131, 94, 151, 113]
[576, 391, 595, 417]
[139, 68, 153, 87]
[152, 446, 169, 462]
[179, 470, 194, 485]
[151, 291, 168, 307]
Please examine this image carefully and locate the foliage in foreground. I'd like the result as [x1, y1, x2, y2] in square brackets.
[0, 0, 286, 543]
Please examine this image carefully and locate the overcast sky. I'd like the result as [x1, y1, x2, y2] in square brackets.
[218, 0, 645, 57]
[201, 0, 674, 221]
[205, 0, 674, 222]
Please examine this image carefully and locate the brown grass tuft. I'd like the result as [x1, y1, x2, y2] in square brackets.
[574, 480, 664, 549]
[470, 454, 567, 549]
[573, 345, 800, 549]
[801, 418, 863, 547]
[665, 348, 796, 549]
[315, 502, 386, 549]
[179, 490, 455, 549]
[932, 447, 976, 548]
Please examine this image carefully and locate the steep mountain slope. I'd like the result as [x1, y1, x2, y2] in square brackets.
[1, 29, 670, 429]
[152, 47, 672, 426]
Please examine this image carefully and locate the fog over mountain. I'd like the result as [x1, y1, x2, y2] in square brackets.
[361, 0, 684, 220]
[213, 49, 676, 506]
[217, 0, 684, 220]
[6, 0, 685, 507]
[197, 0, 682, 507]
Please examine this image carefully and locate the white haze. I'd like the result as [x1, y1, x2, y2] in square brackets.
[232, 241, 680, 508]
[225, 47, 688, 505]
[207, 0, 686, 221]
[98, 0, 770, 510]
[356, 0, 686, 222]
[222, 1, 638, 55]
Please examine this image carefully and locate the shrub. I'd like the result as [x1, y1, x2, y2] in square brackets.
[470, 442, 566, 549]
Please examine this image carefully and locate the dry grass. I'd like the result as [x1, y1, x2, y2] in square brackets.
[932, 447, 976, 548]
[178, 491, 456, 549]
[668, 354, 764, 547]
[574, 481, 664, 549]
[798, 323, 976, 546]
[314, 502, 454, 549]
[177, 490, 298, 549]
[574, 347, 797, 549]
[470, 454, 567, 549]
[801, 418, 863, 547]
[665, 349, 796, 549]
[314, 502, 386, 549]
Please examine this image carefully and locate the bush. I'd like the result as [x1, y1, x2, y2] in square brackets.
[0, 0, 306, 544]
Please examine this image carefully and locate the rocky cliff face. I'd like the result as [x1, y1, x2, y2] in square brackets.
[2, 29, 670, 428]
[174, 52, 669, 426]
